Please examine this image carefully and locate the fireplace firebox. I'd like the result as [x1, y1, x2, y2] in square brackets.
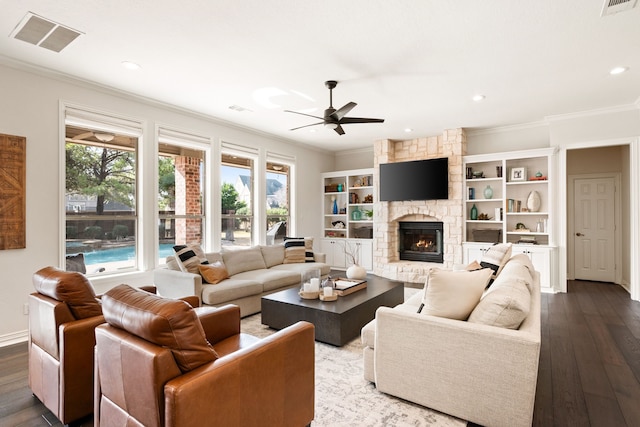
[399, 221, 444, 263]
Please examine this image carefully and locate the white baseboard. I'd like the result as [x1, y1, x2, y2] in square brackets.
[0, 330, 28, 347]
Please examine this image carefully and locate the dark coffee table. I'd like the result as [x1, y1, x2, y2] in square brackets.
[261, 274, 404, 346]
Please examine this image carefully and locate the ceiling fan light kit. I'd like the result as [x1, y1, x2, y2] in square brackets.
[285, 80, 384, 135]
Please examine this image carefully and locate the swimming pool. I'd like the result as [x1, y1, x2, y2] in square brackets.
[70, 243, 176, 265]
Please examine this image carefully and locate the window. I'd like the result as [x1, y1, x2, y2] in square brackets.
[64, 118, 139, 274]
[158, 134, 207, 263]
[265, 161, 290, 245]
[220, 152, 254, 247]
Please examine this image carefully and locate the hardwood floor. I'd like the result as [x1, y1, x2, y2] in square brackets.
[533, 280, 640, 426]
[1, 280, 639, 426]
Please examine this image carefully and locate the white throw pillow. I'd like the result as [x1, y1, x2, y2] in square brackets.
[419, 268, 493, 320]
[173, 244, 209, 274]
[480, 243, 513, 280]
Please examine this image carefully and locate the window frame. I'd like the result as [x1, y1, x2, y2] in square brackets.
[62, 105, 143, 275]
[156, 127, 211, 263]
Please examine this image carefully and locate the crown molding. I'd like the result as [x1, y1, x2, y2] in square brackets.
[465, 121, 548, 137]
[544, 102, 640, 122]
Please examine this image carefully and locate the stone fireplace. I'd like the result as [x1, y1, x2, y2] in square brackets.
[373, 129, 466, 283]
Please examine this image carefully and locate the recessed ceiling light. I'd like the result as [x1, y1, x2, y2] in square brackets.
[609, 66, 628, 75]
[121, 61, 141, 70]
[404, 128, 413, 133]
[472, 94, 485, 102]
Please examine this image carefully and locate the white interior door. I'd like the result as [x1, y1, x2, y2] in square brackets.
[573, 177, 615, 282]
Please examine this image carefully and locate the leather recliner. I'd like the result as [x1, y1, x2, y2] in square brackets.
[29, 266, 105, 425]
[94, 284, 315, 427]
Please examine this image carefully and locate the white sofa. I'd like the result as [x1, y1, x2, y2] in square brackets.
[361, 254, 541, 427]
[154, 244, 330, 316]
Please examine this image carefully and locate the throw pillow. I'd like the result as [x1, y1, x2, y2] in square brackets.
[285, 237, 314, 262]
[419, 267, 493, 320]
[465, 260, 482, 271]
[198, 261, 229, 284]
[102, 284, 218, 373]
[65, 253, 87, 274]
[480, 243, 512, 280]
[468, 277, 531, 329]
[173, 244, 209, 274]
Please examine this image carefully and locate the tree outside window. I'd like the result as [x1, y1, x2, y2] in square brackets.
[64, 126, 137, 273]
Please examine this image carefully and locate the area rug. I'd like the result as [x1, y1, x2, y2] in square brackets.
[241, 288, 467, 427]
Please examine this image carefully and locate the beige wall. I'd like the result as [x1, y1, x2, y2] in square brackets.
[0, 62, 334, 344]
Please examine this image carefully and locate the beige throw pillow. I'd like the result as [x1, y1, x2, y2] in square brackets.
[468, 277, 531, 329]
[420, 268, 493, 320]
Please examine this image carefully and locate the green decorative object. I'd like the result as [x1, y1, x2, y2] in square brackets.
[351, 206, 362, 221]
[483, 185, 493, 199]
[470, 204, 478, 220]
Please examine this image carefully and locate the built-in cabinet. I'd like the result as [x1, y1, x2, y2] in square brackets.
[462, 148, 558, 292]
[321, 168, 374, 271]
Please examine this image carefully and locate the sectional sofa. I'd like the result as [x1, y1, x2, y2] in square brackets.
[154, 243, 330, 316]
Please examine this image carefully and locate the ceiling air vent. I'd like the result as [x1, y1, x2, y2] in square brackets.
[601, 0, 638, 16]
[10, 12, 82, 52]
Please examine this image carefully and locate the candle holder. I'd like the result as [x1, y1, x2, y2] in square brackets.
[299, 269, 321, 299]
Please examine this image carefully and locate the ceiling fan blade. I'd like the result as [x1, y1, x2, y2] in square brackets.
[339, 117, 385, 124]
[331, 102, 357, 121]
[284, 110, 324, 120]
[74, 131, 94, 140]
[334, 125, 345, 135]
[290, 122, 324, 131]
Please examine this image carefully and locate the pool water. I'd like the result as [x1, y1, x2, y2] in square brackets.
[73, 243, 176, 265]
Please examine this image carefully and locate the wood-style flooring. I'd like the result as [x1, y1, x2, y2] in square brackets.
[0, 280, 639, 426]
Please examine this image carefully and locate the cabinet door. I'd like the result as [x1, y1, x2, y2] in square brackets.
[463, 243, 492, 264]
[353, 239, 373, 271]
[514, 245, 551, 291]
[320, 239, 346, 268]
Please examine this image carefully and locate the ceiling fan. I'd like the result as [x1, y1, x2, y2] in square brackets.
[285, 80, 384, 135]
[72, 131, 115, 142]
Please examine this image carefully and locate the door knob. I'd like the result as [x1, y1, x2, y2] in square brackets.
[576, 232, 584, 237]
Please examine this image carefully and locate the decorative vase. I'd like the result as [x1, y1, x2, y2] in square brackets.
[470, 204, 478, 220]
[483, 185, 493, 199]
[332, 197, 338, 214]
[346, 264, 367, 280]
[526, 191, 541, 212]
[351, 206, 362, 221]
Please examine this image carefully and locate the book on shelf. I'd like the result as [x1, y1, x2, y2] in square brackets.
[517, 235, 537, 244]
[333, 278, 367, 296]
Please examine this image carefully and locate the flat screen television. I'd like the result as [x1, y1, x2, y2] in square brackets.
[379, 157, 449, 201]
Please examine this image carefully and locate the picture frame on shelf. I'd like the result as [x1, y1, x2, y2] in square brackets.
[510, 167, 527, 182]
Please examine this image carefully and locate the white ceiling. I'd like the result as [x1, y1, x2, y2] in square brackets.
[1, 0, 639, 151]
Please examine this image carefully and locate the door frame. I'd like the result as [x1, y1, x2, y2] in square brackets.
[567, 173, 621, 285]
[558, 137, 640, 301]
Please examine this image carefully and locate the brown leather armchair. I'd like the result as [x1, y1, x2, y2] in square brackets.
[94, 284, 315, 427]
[29, 266, 105, 425]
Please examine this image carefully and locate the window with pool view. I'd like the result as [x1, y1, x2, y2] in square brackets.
[64, 124, 138, 274]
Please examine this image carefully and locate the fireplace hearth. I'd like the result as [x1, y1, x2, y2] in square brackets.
[398, 221, 444, 263]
